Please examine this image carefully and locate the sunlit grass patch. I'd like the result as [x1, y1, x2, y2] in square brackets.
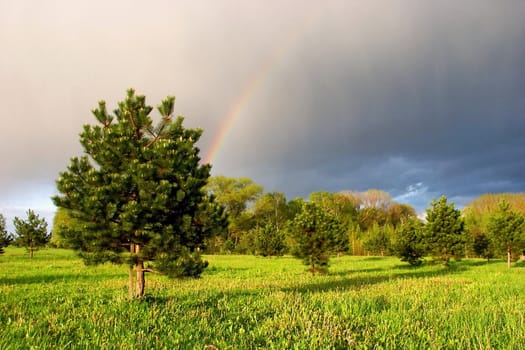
[1, 248, 524, 349]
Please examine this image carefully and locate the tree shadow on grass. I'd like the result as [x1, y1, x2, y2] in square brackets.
[362, 257, 387, 261]
[390, 258, 495, 271]
[512, 260, 525, 268]
[328, 268, 385, 276]
[460, 259, 502, 267]
[280, 264, 473, 294]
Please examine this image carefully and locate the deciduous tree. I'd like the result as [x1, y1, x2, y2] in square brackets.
[387, 203, 416, 227]
[354, 189, 393, 210]
[53, 90, 226, 298]
[205, 176, 262, 252]
[50, 208, 80, 248]
[252, 192, 289, 230]
[13, 210, 50, 258]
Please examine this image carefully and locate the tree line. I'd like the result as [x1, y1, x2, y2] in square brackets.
[3, 188, 524, 281]
[186, 177, 525, 270]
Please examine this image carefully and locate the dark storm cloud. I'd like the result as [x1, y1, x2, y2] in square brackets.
[214, 1, 525, 210]
[1, 1, 525, 230]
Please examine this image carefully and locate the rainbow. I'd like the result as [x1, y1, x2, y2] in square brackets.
[202, 13, 317, 165]
[203, 60, 273, 165]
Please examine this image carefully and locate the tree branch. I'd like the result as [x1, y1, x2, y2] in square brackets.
[127, 109, 142, 139]
[142, 268, 164, 275]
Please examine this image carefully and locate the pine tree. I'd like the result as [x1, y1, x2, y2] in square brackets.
[472, 233, 493, 262]
[363, 222, 392, 256]
[487, 200, 525, 268]
[52, 90, 227, 298]
[253, 222, 287, 257]
[0, 213, 14, 255]
[393, 217, 426, 266]
[289, 202, 342, 275]
[13, 210, 50, 258]
[425, 196, 465, 266]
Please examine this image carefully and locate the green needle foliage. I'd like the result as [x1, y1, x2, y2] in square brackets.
[0, 213, 14, 255]
[13, 209, 50, 258]
[289, 202, 342, 275]
[472, 233, 494, 262]
[425, 196, 465, 266]
[52, 89, 227, 298]
[253, 222, 287, 257]
[394, 217, 426, 266]
[487, 200, 525, 268]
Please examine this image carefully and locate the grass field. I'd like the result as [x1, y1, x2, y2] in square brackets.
[1, 248, 524, 349]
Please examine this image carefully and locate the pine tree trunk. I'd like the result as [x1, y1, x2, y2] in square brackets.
[128, 243, 146, 298]
[443, 254, 449, 267]
[507, 245, 511, 269]
[135, 244, 145, 298]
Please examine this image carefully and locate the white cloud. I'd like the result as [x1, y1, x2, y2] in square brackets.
[394, 182, 429, 202]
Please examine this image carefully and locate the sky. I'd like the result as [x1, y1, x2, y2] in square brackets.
[1, 1, 525, 230]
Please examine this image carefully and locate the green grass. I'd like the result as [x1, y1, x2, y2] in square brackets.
[1, 248, 525, 349]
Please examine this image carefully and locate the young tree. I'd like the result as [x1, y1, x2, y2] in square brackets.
[425, 196, 465, 266]
[0, 214, 14, 255]
[253, 222, 287, 257]
[53, 90, 227, 298]
[363, 223, 393, 256]
[288, 202, 342, 275]
[471, 233, 494, 262]
[309, 191, 358, 255]
[393, 217, 426, 266]
[13, 210, 50, 258]
[486, 200, 525, 268]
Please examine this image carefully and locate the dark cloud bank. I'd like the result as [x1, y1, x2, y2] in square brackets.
[1, 1, 524, 228]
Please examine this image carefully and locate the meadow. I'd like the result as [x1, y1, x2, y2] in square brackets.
[1, 248, 524, 349]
